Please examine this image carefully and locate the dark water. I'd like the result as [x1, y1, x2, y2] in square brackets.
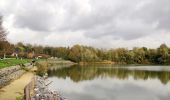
[47, 65, 170, 100]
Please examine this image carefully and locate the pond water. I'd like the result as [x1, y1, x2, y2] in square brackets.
[47, 65, 170, 100]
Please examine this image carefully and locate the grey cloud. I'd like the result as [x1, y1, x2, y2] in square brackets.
[14, 10, 56, 32]
[132, 0, 170, 30]
[86, 0, 170, 40]
[1, 0, 170, 45]
[12, 0, 60, 32]
[85, 19, 155, 40]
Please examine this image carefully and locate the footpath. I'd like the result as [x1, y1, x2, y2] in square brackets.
[0, 72, 34, 100]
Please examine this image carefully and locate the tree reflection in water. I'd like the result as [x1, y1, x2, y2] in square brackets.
[47, 64, 170, 84]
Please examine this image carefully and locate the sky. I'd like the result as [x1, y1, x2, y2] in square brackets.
[0, 0, 170, 49]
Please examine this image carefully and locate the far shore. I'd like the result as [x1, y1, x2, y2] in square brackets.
[79, 60, 115, 65]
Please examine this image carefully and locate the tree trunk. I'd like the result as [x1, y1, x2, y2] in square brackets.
[16, 53, 18, 59]
[3, 53, 6, 59]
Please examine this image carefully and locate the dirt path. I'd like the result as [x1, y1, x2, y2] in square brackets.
[0, 72, 34, 100]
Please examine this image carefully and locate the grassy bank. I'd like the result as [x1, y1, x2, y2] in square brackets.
[36, 59, 75, 76]
[0, 58, 31, 69]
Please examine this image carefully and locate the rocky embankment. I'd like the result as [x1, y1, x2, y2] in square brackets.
[30, 76, 67, 100]
[0, 63, 33, 88]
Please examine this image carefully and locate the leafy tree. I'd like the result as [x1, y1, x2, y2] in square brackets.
[53, 47, 69, 59]
[82, 46, 99, 62]
[126, 50, 135, 64]
[43, 47, 52, 55]
[157, 44, 169, 64]
[0, 41, 14, 58]
[133, 47, 146, 64]
[68, 45, 82, 62]
[34, 45, 44, 54]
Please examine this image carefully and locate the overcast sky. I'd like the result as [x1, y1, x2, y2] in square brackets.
[0, 0, 170, 48]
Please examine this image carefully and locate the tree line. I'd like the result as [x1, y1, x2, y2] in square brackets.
[1, 42, 170, 65]
[0, 16, 170, 64]
[45, 44, 170, 65]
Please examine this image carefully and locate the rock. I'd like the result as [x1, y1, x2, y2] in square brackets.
[0, 65, 21, 77]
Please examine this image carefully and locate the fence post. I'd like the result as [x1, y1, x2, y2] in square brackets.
[23, 77, 35, 100]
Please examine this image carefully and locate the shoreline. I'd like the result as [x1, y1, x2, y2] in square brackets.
[78, 60, 115, 65]
[78, 61, 170, 66]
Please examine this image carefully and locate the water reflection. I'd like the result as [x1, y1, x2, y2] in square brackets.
[48, 65, 170, 84]
[47, 65, 170, 100]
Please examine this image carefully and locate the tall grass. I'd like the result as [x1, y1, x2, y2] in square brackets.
[36, 61, 48, 76]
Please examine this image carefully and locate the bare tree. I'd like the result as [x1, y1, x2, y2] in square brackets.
[0, 16, 6, 41]
[0, 16, 8, 58]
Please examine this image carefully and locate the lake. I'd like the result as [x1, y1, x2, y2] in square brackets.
[47, 64, 170, 100]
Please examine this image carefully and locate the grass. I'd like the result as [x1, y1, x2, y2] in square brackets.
[16, 96, 22, 100]
[0, 58, 31, 69]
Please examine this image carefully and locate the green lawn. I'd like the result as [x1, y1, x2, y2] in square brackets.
[0, 58, 31, 69]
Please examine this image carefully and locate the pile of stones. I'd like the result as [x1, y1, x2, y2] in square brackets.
[31, 76, 67, 100]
